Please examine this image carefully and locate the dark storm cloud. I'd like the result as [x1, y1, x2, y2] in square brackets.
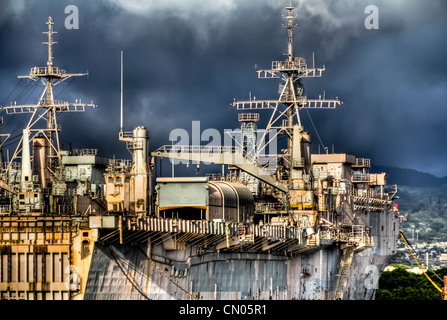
[0, 0, 446, 176]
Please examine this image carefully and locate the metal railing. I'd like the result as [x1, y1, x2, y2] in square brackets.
[155, 145, 244, 154]
[71, 148, 98, 156]
[154, 145, 279, 172]
[351, 188, 392, 200]
[292, 158, 305, 167]
[238, 113, 260, 122]
[272, 58, 307, 71]
[30, 66, 67, 77]
[119, 131, 133, 139]
[354, 158, 371, 167]
[109, 159, 132, 168]
[2, 162, 21, 170]
[352, 173, 370, 182]
[332, 225, 372, 246]
[0, 205, 11, 214]
[255, 202, 285, 213]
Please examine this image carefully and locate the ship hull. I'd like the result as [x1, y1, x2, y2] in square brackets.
[83, 243, 391, 300]
[82, 197, 398, 300]
[84, 215, 397, 301]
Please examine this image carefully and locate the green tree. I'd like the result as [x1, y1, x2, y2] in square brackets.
[376, 267, 445, 300]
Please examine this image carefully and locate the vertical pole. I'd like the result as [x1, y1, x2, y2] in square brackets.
[119, 215, 123, 244]
[120, 51, 123, 133]
[120, 51, 123, 132]
[45, 17, 57, 161]
[226, 224, 230, 248]
[46, 17, 54, 68]
[443, 276, 447, 300]
[171, 140, 175, 177]
[286, 7, 293, 62]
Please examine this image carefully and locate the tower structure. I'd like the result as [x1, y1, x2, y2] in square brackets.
[239, 112, 259, 162]
[1, 17, 97, 189]
[231, 6, 342, 219]
[238, 112, 261, 195]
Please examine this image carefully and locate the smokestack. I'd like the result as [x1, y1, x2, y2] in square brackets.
[21, 129, 32, 191]
[33, 136, 48, 188]
[131, 126, 150, 216]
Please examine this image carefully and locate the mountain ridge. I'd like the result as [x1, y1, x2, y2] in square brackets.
[371, 165, 447, 188]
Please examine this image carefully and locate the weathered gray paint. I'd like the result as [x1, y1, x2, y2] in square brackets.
[84, 210, 397, 300]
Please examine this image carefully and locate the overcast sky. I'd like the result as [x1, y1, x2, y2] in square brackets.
[0, 0, 446, 177]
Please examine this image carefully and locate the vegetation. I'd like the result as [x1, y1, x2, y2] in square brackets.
[376, 266, 447, 300]
[370, 168, 447, 299]
[393, 184, 447, 245]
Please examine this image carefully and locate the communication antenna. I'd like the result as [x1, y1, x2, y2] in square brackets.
[120, 50, 123, 133]
[118, 50, 133, 145]
[286, 0, 293, 9]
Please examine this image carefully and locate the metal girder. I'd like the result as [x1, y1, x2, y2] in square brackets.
[231, 98, 342, 110]
[256, 66, 325, 79]
[152, 145, 288, 193]
[1, 101, 96, 114]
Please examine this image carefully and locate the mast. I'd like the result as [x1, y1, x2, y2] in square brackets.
[231, 4, 343, 215]
[1, 17, 97, 184]
[232, 5, 341, 147]
[284, 5, 298, 155]
[43, 17, 57, 161]
[118, 50, 133, 145]
[45, 17, 56, 69]
[286, 5, 294, 63]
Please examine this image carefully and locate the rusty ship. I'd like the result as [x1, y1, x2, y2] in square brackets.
[0, 6, 400, 300]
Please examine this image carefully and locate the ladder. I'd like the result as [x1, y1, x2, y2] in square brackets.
[334, 246, 355, 300]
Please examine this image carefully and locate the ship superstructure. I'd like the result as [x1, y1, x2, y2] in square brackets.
[0, 6, 399, 301]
